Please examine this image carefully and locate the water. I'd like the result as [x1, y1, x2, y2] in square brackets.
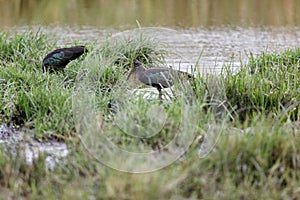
[0, 124, 68, 170]
[1, 0, 300, 28]
[2, 0, 300, 73]
[29, 26, 300, 74]
[1, 0, 300, 167]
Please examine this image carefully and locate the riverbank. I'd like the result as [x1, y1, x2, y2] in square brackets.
[0, 30, 299, 199]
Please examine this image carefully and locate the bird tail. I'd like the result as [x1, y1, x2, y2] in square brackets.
[177, 71, 194, 79]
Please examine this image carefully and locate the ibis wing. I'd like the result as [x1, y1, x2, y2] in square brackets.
[42, 49, 66, 67]
[143, 68, 174, 88]
[42, 46, 85, 67]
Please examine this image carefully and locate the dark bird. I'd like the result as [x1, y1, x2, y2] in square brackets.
[127, 61, 193, 100]
[42, 46, 87, 72]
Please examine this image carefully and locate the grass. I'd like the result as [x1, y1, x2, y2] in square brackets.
[0, 30, 299, 199]
[224, 49, 300, 121]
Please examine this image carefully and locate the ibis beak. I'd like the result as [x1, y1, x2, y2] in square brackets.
[127, 68, 135, 80]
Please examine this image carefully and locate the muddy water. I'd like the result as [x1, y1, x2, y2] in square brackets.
[1, 0, 300, 72]
[0, 124, 68, 170]
[1, 0, 300, 28]
[22, 25, 300, 74]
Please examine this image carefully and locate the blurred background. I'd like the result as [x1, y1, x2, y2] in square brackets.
[1, 0, 300, 29]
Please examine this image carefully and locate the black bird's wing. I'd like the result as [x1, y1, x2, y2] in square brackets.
[42, 46, 86, 71]
[42, 49, 66, 67]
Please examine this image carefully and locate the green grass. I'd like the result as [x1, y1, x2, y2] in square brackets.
[0, 31, 77, 138]
[0, 119, 298, 199]
[0, 30, 300, 199]
[224, 49, 300, 121]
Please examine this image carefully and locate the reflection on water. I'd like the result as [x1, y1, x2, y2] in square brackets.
[1, 0, 300, 28]
[1, 0, 300, 73]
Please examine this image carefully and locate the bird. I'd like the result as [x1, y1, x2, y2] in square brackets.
[42, 46, 87, 72]
[127, 61, 193, 100]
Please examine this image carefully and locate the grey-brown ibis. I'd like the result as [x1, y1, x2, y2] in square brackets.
[127, 61, 193, 100]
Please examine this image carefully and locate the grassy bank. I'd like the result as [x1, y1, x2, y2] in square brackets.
[0, 30, 299, 199]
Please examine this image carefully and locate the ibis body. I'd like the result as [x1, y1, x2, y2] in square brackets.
[42, 46, 87, 72]
[128, 61, 192, 99]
